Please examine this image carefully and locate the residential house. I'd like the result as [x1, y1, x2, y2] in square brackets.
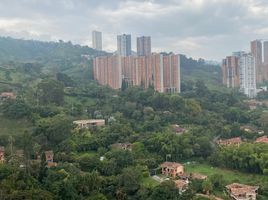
[216, 137, 242, 146]
[73, 119, 105, 129]
[226, 183, 259, 200]
[45, 151, 57, 168]
[255, 136, 268, 144]
[0, 146, 4, 164]
[174, 179, 189, 193]
[111, 143, 133, 151]
[0, 92, 16, 101]
[160, 162, 184, 178]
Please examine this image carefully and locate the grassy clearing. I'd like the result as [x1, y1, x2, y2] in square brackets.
[141, 176, 160, 188]
[0, 116, 33, 136]
[185, 162, 268, 186]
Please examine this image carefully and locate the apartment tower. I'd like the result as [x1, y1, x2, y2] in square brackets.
[92, 31, 102, 51]
[263, 41, 268, 79]
[239, 53, 257, 98]
[93, 55, 122, 89]
[93, 53, 180, 93]
[250, 40, 263, 83]
[117, 34, 132, 56]
[222, 56, 240, 88]
[137, 36, 151, 56]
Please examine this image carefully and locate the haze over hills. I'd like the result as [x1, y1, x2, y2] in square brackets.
[0, 36, 221, 90]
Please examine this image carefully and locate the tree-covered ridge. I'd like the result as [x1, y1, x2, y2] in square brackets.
[0, 37, 106, 62]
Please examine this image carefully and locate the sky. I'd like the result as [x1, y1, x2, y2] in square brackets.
[0, 0, 268, 60]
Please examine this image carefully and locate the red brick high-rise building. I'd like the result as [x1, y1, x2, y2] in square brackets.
[93, 53, 181, 93]
[263, 41, 268, 80]
[93, 55, 122, 89]
[222, 55, 240, 88]
[251, 40, 265, 83]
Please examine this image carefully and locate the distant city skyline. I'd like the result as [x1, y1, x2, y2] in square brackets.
[1, 0, 268, 60]
[221, 38, 268, 98]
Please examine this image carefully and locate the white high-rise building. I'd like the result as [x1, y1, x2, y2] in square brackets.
[92, 31, 102, 51]
[239, 53, 257, 98]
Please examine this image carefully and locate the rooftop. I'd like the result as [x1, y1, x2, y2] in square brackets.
[45, 150, 53, 155]
[174, 179, 188, 190]
[73, 119, 105, 124]
[226, 183, 259, 196]
[217, 137, 242, 146]
[255, 136, 268, 144]
[0, 92, 16, 99]
[161, 162, 183, 168]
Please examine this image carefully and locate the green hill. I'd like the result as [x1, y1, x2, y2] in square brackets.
[0, 37, 222, 90]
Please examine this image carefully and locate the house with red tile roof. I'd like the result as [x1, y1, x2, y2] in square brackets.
[0, 92, 16, 100]
[255, 136, 268, 144]
[226, 183, 259, 200]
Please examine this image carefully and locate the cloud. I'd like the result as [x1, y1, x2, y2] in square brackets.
[0, 0, 268, 60]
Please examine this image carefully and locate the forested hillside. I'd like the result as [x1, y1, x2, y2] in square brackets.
[0, 37, 106, 62]
[0, 37, 221, 89]
[2, 37, 268, 200]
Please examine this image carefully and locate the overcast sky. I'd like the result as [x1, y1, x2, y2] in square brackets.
[0, 0, 268, 60]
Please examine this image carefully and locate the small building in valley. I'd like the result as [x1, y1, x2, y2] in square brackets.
[160, 162, 184, 178]
[45, 151, 57, 168]
[226, 183, 259, 200]
[216, 137, 242, 146]
[73, 119, 105, 129]
[0, 92, 16, 101]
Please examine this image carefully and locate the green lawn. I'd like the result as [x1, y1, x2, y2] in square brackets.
[141, 176, 160, 188]
[0, 116, 33, 136]
[185, 163, 268, 186]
